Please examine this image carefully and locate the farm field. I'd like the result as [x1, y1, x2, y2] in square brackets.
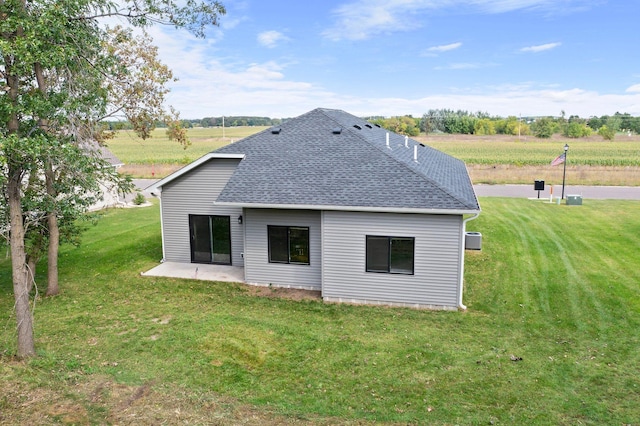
[418, 134, 640, 186]
[108, 128, 640, 185]
[2, 199, 639, 424]
[109, 127, 268, 178]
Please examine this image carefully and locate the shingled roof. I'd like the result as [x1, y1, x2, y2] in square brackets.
[211, 108, 479, 213]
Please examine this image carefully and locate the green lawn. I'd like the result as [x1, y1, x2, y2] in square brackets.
[1, 199, 639, 424]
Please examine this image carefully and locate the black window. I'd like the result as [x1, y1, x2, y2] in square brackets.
[268, 226, 310, 265]
[366, 236, 414, 275]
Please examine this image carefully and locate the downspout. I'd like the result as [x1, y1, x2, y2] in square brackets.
[458, 212, 480, 310]
[153, 188, 166, 262]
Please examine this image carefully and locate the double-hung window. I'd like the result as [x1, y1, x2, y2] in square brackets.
[268, 226, 310, 264]
[366, 236, 414, 275]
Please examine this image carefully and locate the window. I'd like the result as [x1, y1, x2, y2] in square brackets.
[366, 236, 414, 274]
[268, 226, 310, 264]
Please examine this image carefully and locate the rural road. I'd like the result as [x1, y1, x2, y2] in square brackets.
[133, 179, 640, 201]
[473, 184, 640, 200]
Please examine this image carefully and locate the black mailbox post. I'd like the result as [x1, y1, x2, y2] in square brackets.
[534, 180, 545, 198]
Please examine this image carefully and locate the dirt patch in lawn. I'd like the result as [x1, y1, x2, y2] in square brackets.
[1, 373, 375, 425]
[244, 285, 322, 302]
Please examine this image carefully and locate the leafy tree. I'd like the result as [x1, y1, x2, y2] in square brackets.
[562, 122, 592, 138]
[1, 0, 225, 358]
[473, 118, 496, 135]
[442, 111, 476, 134]
[495, 116, 530, 136]
[598, 125, 616, 141]
[371, 116, 420, 136]
[531, 117, 556, 138]
[587, 116, 604, 131]
[420, 109, 446, 133]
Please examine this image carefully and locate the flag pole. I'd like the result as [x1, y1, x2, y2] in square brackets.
[561, 144, 569, 200]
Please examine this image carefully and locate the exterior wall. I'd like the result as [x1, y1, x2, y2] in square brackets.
[160, 158, 244, 266]
[244, 209, 322, 290]
[322, 211, 463, 308]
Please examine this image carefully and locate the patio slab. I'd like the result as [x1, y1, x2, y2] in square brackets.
[141, 262, 245, 283]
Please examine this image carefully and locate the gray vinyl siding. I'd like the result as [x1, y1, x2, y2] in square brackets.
[322, 211, 462, 308]
[244, 209, 321, 290]
[160, 158, 244, 266]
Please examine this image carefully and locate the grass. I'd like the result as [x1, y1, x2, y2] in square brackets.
[1, 199, 639, 424]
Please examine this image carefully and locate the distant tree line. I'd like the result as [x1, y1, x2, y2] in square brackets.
[104, 116, 282, 131]
[104, 111, 640, 141]
[370, 110, 640, 141]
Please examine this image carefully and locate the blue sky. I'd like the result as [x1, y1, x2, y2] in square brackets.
[146, 0, 640, 119]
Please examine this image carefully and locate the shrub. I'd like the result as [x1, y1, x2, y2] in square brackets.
[598, 125, 616, 141]
[133, 192, 146, 205]
[563, 122, 592, 138]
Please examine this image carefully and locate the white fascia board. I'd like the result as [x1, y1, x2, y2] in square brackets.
[214, 201, 479, 216]
[146, 153, 245, 194]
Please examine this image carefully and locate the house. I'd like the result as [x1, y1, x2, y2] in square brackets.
[148, 108, 480, 310]
[84, 141, 127, 211]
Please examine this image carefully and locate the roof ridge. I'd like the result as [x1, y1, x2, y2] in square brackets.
[324, 110, 476, 209]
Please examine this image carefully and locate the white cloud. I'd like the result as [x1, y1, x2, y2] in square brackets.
[626, 83, 640, 93]
[322, 0, 592, 41]
[257, 30, 289, 48]
[520, 42, 562, 52]
[146, 24, 640, 120]
[427, 42, 463, 52]
[322, 0, 426, 41]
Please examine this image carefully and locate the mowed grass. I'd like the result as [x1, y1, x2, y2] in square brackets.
[2, 200, 639, 424]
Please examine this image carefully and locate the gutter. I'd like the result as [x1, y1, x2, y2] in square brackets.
[458, 212, 480, 310]
[214, 201, 479, 216]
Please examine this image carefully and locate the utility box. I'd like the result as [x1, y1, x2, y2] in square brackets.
[465, 232, 482, 250]
[566, 195, 583, 205]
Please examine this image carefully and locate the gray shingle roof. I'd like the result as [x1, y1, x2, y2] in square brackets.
[214, 108, 479, 212]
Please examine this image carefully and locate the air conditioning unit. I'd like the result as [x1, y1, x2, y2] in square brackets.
[566, 195, 582, 205]
[465, 232, 482, 250]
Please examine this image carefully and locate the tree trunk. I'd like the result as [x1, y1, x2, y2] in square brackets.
[4, 47, 36, 358]
[44, 161, 60, 296]
[8, 168, 36, 358]
[35, 62, 61, 296]
[26, 255, 36, 293]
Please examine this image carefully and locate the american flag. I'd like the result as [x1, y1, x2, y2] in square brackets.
[551, 152, 566, 166]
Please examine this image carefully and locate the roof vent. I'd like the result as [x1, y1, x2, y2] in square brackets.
[419, 143, 425, 147]
[271, 127, 282, 134]
[374, 124, 381, 128]
[332, 127, 342, 134]
[365, 124, 372, 129]
[353, 124, 362, 130]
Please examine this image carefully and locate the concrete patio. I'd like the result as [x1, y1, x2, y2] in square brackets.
[141, 262, 245, 283]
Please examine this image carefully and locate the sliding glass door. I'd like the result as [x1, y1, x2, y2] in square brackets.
[189, 215, 231, 264]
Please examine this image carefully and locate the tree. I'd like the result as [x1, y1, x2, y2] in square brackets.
[598, 125, 616, 141]
[562, 122, 592, 138]
[473, 118, 496, 135]
[371, 116, 420, 136]
[1, 0, 225, 358]
[531, 117, 556, 138]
